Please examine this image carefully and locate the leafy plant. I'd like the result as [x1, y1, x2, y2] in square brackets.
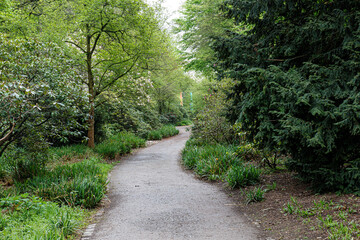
[213, 0, 360, 193]
[226, 164, 261, 189]
[95, 132, 145, 158]
[244, 187, 265, 204]
[0, 194, 84, 239]
[15, 157, 110, 208]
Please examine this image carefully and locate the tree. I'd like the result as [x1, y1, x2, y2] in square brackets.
[212, 0, 360, 192]
[0, 34, 87, 156]
[14, 0, 167, 147]
[173, 0, 231, 77]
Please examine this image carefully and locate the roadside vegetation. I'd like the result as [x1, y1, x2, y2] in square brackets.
[178, 0, 360, 239]
[0, 0, 189, 238]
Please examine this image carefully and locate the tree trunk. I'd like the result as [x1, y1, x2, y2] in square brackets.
[86, 34, 95, 148]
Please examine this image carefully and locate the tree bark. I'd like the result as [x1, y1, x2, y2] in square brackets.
[86, 33, 95, 148]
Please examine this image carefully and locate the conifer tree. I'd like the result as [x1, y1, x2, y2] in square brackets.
[213, 0, 360, 192]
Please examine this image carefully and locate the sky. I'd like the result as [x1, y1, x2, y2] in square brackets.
[147, 0, 186, 28]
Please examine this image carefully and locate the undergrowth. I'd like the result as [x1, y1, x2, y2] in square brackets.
[0, 193, 85, 240]
[94, 132, 145, 158]
[147, 125, 179, 140]
[282, 197, 360, 240]
[182, 138, 261, 186]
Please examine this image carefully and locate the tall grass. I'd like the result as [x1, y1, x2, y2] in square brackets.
[15, 157, 111, 209]
[147, 125, 179, 140]
[50, 144, 93, 161]
[95, 132, 145, 158]
[0, 194, 84, 239]
[182, 140, 261, 186]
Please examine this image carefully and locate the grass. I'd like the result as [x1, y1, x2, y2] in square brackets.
[176, 119, 193, 126]
[15, 157, 111, 209]
[182, 139, 261, 185]
[147, 125, 179, 140]
[282, 196, 360, 240]
[0, 130, 147, 239]
[95, 132, 145, 158]
[0, 193, 85, 239]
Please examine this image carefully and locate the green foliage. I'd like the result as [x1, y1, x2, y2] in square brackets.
[0, 194, 84, 239]
[182, 139, 261, 186]
[176, 119, 193, 126]
[244, 187, 265, 204]
[15, 157, 110, 208]
[0, 33, 87, 154]
[211, 0, 360, 193]
[94, 132, 145, 158]
[50, 144, 93, 162]
[147, 125, 179, 140]
[281, 197, 360, 240]
[191, 82, 235, 144]
[226, 165, 261, 189]
[174, 0, 232, 77]
[147, 130, 162, 140]
[0, 133, 50, 181]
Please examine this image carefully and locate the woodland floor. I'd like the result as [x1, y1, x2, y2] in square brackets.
[222, 170, 360, 240]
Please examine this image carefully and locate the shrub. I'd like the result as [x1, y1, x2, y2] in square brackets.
[226, 165, 261, 189]
[191, 86, 235, 144]
[1, 147, 48, 182]
[158, 125, 179, 138]
[214, 0, 360, 193]
[147, 130, 163, 140]
[95, 132, 145, 158]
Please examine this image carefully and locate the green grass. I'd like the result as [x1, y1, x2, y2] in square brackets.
[95, 132, 145, 158]
[147, 125, 179, 140]
[15, 157, 111, 209]
[182, 140, 261, 185]
[176, 119, 193, 126]
[282, 197, 360, 240]
[0, 193, 85, 239]
[244, 187, 265, 204]
[50, 144, 93, 161]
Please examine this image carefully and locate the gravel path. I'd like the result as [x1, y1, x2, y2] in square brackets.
[91, 126, 259, 240]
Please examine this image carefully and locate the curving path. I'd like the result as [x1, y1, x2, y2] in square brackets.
[91, 126, 259, 240]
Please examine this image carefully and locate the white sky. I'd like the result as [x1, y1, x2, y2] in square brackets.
[147, 0, 186, 28]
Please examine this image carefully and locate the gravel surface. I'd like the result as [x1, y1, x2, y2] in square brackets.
[91, 126, 259, 240]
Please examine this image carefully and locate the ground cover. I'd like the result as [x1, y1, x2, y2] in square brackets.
[182, 139, 360, 240]
[0, 130, 149, 239]
[147, 125, 180, 140]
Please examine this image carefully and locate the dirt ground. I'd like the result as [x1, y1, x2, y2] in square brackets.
[222, 171, 360, 240]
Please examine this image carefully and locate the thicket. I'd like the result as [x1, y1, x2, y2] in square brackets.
[213, 0, 360, 193]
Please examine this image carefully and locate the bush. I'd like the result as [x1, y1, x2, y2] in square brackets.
[244, 187, 265, 204]
[94, 132, 145, 158]
[214, 0, 360, 193]
[191, 86, 235, 144]
[147, 130, 163, 140]
[1, 146, 48, 182]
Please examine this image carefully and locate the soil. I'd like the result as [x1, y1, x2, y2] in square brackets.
[222, 171, 360, 240]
